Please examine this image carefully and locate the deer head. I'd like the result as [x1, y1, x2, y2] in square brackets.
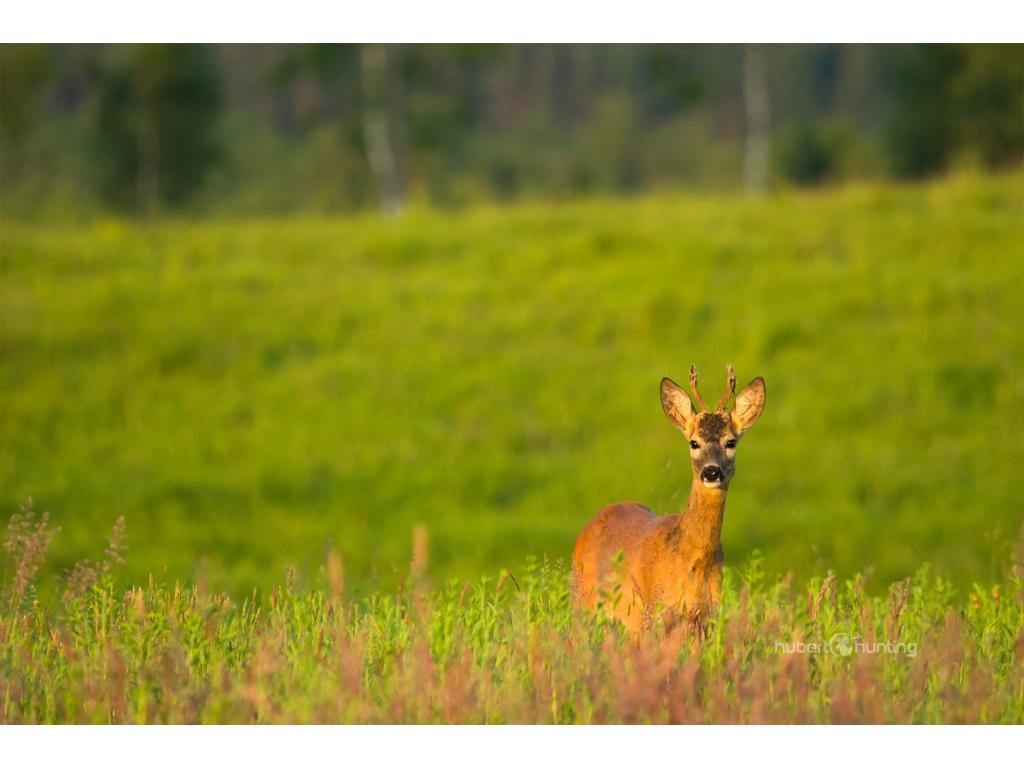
[660, 364, 766, 489]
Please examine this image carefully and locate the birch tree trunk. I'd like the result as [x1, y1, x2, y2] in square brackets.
[360, 44, 405, 214]
[743, 44, 771, 195]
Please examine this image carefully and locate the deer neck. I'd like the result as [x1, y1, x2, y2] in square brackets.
[677, 479, 727, 565]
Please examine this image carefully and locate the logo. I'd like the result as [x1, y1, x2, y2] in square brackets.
[773, 633, 917, 658]
[828, 633, 854, 657]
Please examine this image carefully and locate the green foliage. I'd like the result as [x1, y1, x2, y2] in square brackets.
[93, 45, 222, 212]
[1, 513, 1021, 723]
[773, 122, 836, 185]
[771, 120, 879, 186]
[883, 46, 962, 178]
[2, 45, 1021, 217]
[953, 44, 1024, 167]
[0, 45, 54, 141]
[883, 44, 1024, 178]
[1, 174, 1022, 599]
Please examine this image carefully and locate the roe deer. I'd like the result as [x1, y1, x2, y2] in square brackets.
[572, 364, 765, 635]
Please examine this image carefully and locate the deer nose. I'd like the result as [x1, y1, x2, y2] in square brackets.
[701, 466, 722, 483]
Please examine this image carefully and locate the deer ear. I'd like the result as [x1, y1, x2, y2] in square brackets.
[731, 377, 766, 433]
[661, 377, 694, 431]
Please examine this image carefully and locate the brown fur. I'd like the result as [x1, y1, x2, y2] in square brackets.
[572, 367, 765, 636]
[698, 412, 728, 442]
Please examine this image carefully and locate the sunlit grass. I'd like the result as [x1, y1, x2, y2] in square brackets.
[1, 172, 1022, 596]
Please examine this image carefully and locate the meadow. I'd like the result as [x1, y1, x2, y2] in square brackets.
[1, 504, 1021, 723]
[2, 171, 1023, 602]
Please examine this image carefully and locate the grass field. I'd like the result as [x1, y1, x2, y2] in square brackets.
[2, 171, 1023, 600]
[2, 506, 1021, 723]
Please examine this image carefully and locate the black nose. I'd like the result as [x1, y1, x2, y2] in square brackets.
[701, 466, 722, 482]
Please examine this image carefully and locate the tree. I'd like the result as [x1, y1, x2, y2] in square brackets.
[0, 45, 56, 195]
[952, 44, 1024, 168]
[0, 45, 55, 142]
[359, 44, 406, 214]
[882, 45, 961, 179]
[743, 44, 771, 194]
[93, 45, 222, 215]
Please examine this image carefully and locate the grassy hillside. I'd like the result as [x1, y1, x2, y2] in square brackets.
[2, 172, 1022, 596]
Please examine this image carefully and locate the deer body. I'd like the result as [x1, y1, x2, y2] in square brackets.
[572, 364, 765, 635]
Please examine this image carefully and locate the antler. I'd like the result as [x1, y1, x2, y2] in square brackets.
[689, 363, 709, 413]
[716, 363, 737, 412]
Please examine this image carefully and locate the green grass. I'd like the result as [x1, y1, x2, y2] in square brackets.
[2, 171, 1023, 597]
[1, 508, 1021, 723]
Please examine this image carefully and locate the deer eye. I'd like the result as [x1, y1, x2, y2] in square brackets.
[725, 439, 737, 449]
[689, 440, 700, 450]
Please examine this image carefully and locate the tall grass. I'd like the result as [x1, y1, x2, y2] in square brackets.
[2, 506, 1021, 724]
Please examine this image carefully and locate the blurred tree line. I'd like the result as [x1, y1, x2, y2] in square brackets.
[1, 44, 1021, 218]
